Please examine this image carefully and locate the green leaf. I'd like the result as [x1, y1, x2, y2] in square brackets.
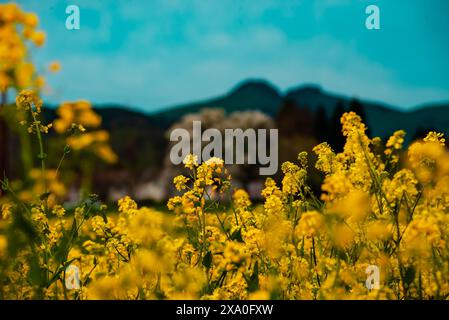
[54, 219, 78, 264]
[246, 261, 259, 292]
[39, 192, 51, 201]
[404, 266, 415, 287]
[13, 209, 39, 242]
[46, 258, 77, 288]
[1, 174, 9, 191]
[231, 228, 244, 242]
[202, 251, 212, 269]
[29, 257, 46, 286]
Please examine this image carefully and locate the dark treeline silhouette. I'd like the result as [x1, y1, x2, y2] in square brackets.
[276, 97, 370, 153]
[1, 80, 448, 200]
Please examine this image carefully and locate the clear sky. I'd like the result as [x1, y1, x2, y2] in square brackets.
[16, 0, 449, 112]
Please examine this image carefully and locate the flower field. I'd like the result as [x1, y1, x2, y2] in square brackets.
[1, 3, 449, 300]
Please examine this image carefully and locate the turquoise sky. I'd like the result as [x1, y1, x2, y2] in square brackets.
[16, 0, 449, 111]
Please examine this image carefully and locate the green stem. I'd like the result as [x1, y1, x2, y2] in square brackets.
[312, 236, 321, 287]
[31, 110, 46, 192]
[81, 159, 93, 197]
[393, 205, 407, 299]
[19, 127, 33, 181]
[55, 146, 69, 180]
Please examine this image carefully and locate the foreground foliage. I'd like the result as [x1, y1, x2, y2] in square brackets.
[1, 89, 448, 299]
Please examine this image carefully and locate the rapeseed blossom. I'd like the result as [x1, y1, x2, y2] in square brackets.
[1, 85, 449, 300]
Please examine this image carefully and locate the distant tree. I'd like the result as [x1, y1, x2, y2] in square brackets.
[329, 101, 346, 152]
[276, 99, 299, 136]
[314, 105, 329, 143]
[296, 106, 315, 137]
[277, 99, 315, 137]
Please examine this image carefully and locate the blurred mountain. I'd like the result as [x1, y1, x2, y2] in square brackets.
[43, 78, 449, 150]
[82, 79, 449, 153]
[284, 84, 449, 142]
[39, 79, 448, 199]
[151, 79, 282, 127]
[148, 79, 448, 143]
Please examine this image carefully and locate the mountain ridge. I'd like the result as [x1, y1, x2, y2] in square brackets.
[39, 79, 449, 189]
[43, 78, 449, 143]
[144, 79, 449, 142]
[147, 79, 447, 117]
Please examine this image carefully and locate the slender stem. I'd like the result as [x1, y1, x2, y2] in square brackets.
[31, 110, 46, 192]
[394, 205, 406, 298]
[215, 211, 231, 240]
[19, 127, 33, 181]
[226, 188, 240, 226]
[0, 90, 8, 177]
[55, 148, 68, 180]
[311, 236, 321, 287]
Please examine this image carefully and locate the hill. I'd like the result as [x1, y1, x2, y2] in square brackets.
[151, 79, 282, 127]
[148, 79, 448, 143]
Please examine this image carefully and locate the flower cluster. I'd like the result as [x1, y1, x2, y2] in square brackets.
[0, 3, 46, 92]
[1, 100, 449, 299]
[15, 89, 53, 134]
[53, 100, 117, 164]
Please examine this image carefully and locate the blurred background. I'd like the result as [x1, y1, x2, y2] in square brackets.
[1, 0, 449, 203]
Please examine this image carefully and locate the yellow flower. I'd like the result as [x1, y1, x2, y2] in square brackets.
[1, 203, 14, 220]
[331, 223, 355, 249]
[173, 175, 189, 191]
[0, 236, 7, 258]
[16, 89, 42, 112]
[118, 196, 138, 214]
[297, 151, 308, 168]
[4, 89, 449, 301]
[281, 161, 305, 195]
[15, 62, 34, 88]
[204, 157, 224, 167]
[167, 196, 182, 211]
[0, 72, 10, 91]
[31, 206, 48, 232]
[386, 130, 406, 150]
[385, 130, 406, 160]
[23, 12, 39, 27]
[330, 190, 370, 223]
[51, 205, 66, 217]
[341, 111, 366, 136]
[264, 194, 284, 216]
[261, 178, 281, 198]
[423, 131, 445, 146]
[233, 189, 251, 209]
[383, 169, 418, 203]
[95, 144, 118, 164]
[313, 142, 336, 174]
[30, 30, 45, 46]
[183, 154, 198, 170]
[296, 211, 324, 238]
[90, 216, 107, 237]
[366, 220, 392, 241]
[48, 61, 61, 73]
